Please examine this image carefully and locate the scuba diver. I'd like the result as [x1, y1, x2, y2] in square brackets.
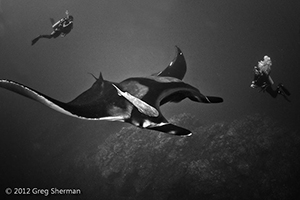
[250, 55, 291, 102]
[31, 10, 73, 45]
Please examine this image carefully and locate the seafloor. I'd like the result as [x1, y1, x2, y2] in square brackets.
[65, 113, 299, 200]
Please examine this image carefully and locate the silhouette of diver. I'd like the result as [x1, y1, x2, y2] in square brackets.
[32, 10, 73, 45]
[250, 55, 291, 102]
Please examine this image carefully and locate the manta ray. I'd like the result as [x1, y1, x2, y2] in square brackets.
[0, 46, 223, 136]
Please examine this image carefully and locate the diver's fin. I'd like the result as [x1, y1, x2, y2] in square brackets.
[278, 83, 291, 96]
[31, 36, 41, 46]
[280, 93, 291, 102]
[148, 123, 192, 137]
[277, 83, 291, 102]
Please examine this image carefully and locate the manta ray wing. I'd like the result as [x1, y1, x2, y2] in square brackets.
[153, 46, 186, 80]
[0, 77, 132, 121]
[0, 79, 76, 117]
[0, 46, 223, 137]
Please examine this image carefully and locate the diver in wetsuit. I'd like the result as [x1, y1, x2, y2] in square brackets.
[250, 55, 291, 101]
[31, 10, 73, 45]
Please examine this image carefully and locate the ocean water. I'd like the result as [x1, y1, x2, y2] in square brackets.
[1, 0, 299, 199]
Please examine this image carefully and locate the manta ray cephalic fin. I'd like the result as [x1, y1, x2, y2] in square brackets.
[112, 84, 159, 117]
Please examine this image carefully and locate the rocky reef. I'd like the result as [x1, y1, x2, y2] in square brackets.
[72, 113, 300, 199]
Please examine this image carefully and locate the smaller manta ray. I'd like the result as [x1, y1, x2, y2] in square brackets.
[0, 46, 223, 136]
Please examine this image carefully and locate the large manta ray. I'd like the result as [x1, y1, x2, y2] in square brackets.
[0, 46, 223, 136]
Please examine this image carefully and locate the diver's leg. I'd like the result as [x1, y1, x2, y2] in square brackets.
[265, 84, 291, 101]
[32, 34, 53, 45]
[32, 31, 61, 45]
[39, 31, 60, 39]
[31, 34, 52, 45]
[31, 34, 55, 45]
[265, 86, 278, 98]
[39, 34, 53, 39]
[50, 30, 61, 38]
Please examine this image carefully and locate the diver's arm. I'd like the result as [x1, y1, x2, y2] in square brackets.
[52, 11, 69, 29]
[50, 18, 55, 25]
[261, 70, 274, 85]
[62, 20, 72, 28]
[253, 66, 261, 75]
